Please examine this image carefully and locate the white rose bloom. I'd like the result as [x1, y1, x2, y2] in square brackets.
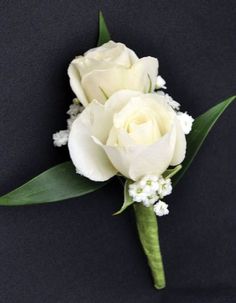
[68, 41, 158, 106]
[68, 90, 187, 181]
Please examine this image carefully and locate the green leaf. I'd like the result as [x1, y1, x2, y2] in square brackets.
[97, 11, 111, 46]
[173, 95, 236, 186]
[113, 179, 132, 215]
[133, 203, 166, 289]
[163, 164, 182, 179]
[0, 162, 108, 206]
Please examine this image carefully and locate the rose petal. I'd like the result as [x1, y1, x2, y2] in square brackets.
[98, 126, 176, 181]
[128, 126, 176, 180]
[81, 57, 158, 103]
[105, 90, 142, 116]
[68, 103, 117, 181]
[129, 57, 159, 93]
[68, 62, 89, 107]
[170, 118, 187, 165]
[85, 41, 133, 67]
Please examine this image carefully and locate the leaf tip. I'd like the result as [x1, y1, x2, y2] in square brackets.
[97, 10, 111, 46]
[112, 208, 124, 217]
[112, 211, 120, 216]
[99, 10, 103, 19]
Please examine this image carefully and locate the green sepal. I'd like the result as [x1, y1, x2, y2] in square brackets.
[163, 164, 182, 179]
[113, 179, 133, 215]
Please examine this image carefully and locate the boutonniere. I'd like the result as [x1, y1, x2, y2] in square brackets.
[0, 12, 235, 290]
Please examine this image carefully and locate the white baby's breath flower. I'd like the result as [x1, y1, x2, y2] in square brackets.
[156, 92, 180, 111]
[53, 130, 69, 147]
[143, 193, 159, 207]
[155, 76, 167, 89]
[165, 94, 180, 111]
[129, 175, 160, 206]
[129, 183, 147, 203]
[67, 101, 84, 130]
[72, 98, 80, 105]
[156, 90, 165, 96]
[157, 177, 172, 198]
[139, 175, 159, 194]
[128, 173, 173, 209]
[154, 201, 169, 216]
[177, 112, 194, 135]
[67, 103, 84, 117]
[53, 100, 84, 147]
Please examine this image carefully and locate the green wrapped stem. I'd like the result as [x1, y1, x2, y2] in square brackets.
[133, 203, 165, 289]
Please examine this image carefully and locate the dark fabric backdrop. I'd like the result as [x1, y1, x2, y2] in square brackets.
[0, 1, 235, 302]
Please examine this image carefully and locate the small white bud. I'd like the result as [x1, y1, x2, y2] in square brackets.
[156, 76, 167, 89]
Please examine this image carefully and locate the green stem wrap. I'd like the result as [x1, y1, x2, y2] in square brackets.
[133, 203, 166, 289]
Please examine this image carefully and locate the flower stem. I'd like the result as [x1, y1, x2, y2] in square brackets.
[133, 203, 166, 289]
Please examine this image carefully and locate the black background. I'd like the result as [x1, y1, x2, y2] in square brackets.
[0, 1, 236, 302]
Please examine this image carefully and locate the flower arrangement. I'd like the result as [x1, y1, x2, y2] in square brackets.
[0, 12, 235, 290]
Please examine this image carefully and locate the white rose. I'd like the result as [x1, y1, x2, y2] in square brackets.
[68, 90, 187, 181]
[68, 41, 158, 107]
